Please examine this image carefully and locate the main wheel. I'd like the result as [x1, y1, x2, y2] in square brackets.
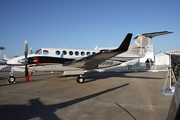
[8, 76, 16, 83]
[76, 76, 84, 83]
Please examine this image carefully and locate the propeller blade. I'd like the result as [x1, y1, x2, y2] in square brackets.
[25, 76, 29, 82]
[24, 40, 28, 58]
[30, 48, 33, 54]
[24, 40, 29, 82]
[30, 71, 34, 75]
[25, 65, 29, 82]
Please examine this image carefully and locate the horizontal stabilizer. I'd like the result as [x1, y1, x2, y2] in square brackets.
[134, 31, 173, 39]
[127, 31, 173, 56]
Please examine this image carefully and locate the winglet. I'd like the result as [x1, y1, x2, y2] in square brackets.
[114, 33, 132, 52]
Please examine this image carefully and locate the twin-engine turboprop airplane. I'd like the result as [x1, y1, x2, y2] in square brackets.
[7, 31, 173, 83]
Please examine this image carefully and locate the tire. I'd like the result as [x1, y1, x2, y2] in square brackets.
[76, 77, 84, 83]
[8, 76, 16, 83]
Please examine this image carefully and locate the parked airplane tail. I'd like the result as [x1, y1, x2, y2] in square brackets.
[3, 54, 10, 61]
[126, 31, 173, 56]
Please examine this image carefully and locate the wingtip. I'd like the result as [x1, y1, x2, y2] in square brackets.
[167, 31, 173, 33]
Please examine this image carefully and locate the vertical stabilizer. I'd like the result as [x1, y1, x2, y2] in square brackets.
[127, 31, 173, 56]
[3, 54, 10, 61]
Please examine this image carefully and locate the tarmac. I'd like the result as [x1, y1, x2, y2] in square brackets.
[0, 71, 172, 120]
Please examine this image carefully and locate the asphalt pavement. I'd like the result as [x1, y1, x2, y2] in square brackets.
[0, 71, 172, 120]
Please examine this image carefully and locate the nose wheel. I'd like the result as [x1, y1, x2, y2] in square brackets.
[8, 76, 16, 83]
[76, 75, 85, 83]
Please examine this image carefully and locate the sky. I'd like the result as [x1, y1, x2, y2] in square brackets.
[0, 0, 180, 59]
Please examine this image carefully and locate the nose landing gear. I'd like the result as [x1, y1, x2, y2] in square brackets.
[8, 66, 16, 83]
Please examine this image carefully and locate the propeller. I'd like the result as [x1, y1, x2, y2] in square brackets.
[24, 41, 29, 82]
[30, 48, 33, 54]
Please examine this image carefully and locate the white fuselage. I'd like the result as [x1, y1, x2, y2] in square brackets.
[7, 31, 173, 75]
[7, 47, 142, 72]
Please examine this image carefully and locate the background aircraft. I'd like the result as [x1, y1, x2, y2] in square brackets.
[7, 31, 173, 83]
[0, 46, 5, 54]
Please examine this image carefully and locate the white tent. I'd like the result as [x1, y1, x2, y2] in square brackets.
[155, 52, 169, 65]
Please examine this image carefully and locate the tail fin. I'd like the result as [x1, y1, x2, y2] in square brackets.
[2, 54, 10, 61]
[127, 31, 173, 56]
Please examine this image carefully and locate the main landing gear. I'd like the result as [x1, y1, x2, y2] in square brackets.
[8, 66, 16, 83]
[76, 75, 85, 83]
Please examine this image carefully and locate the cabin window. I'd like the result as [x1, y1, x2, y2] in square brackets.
[92, 52, 96, 55]
[69, 51, 73, 55]
[62, 51, 67, 55]
[81, 51, 85, 56]
[55, 50, 60, 55]
[43, 50, 49, 55]
[87, 52, 91, 55]
[75, 51, 79, 56]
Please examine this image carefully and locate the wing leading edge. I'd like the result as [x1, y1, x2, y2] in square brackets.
[63, 33, 132, 69]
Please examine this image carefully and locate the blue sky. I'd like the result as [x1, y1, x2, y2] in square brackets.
[0, 0, 180, 58]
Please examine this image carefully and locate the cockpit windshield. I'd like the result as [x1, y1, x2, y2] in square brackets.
[35, 49, 42, 54]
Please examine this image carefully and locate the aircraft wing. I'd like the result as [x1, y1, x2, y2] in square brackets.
[63, 33, 132, 69]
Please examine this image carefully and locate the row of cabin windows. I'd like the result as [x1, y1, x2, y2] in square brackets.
[55, 50, 96, 56]
[40, 50, 97, 56]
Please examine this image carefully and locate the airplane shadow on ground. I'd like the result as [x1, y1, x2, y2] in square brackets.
[72, 71, 164, 83]
[0, 83, 137, 120]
